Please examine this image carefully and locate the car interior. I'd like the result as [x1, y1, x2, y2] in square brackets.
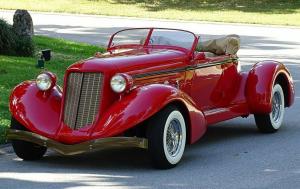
[198, 34, 240, 57]
[140, 34, 240, 58]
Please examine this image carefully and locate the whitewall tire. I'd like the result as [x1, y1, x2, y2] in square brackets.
[147, 105, 186, 169]
[254, 84, 285, 133]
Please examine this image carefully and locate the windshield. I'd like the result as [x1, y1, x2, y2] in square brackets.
[109, 28, 150, 47]
[108, 28, 197, 52]
[149, 29, 195, 50]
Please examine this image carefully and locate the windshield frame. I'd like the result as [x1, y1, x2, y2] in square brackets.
[107, 28, 198, 56]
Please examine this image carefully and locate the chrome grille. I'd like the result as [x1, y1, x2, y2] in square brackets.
[63, 72, 103, 130]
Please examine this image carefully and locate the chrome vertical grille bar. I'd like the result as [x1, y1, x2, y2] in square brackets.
[63, 73, 83, 129]
[63, 72, 103, 130]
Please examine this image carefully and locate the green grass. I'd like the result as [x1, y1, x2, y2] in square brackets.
[0, 36, 104, 144]
[0, 0, 300, 26]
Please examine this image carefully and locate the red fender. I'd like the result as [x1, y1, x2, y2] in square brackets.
[10, 82, 206, 144]
[91, 84, 207, 144]
[9, 81, 62, 139]
[246, 61, 295, 114]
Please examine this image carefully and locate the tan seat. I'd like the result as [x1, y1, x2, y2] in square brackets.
[203, 52, 218, 58]
[197, 35, 240, 56]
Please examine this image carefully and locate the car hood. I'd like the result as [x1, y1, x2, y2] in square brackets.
[67, 48, 188, 75]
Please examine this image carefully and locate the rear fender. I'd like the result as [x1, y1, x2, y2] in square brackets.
[246, 61, 295, 114]
[91, 84, 207, 144]
[9, 81, 62, 139]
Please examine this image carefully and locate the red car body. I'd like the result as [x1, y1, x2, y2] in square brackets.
[8, 28, 295, 167]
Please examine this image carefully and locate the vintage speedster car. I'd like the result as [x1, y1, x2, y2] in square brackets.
[8, 28, 294, 169]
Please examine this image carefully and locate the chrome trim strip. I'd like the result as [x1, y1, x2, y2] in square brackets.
[133, 58, 238, 79]
[7, 130, 148, 156]
[204, 108, 229, 116]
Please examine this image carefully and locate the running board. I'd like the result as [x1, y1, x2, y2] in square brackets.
[204, 104, 249, 125]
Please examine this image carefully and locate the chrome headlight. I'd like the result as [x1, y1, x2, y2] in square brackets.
[110, 74, 133, 93]
[36, 72, 56, 91]
[110, 74, 126, 93]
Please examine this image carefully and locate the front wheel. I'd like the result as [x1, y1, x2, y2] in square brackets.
[11, 118, 47, 161]
[254, 84, 285, 133]
[147, 106, 186, 169]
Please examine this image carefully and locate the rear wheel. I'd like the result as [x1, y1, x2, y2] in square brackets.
[11, 118, 47, 161]
[254, 84, 285, 133]
[147, 106, 186, 169]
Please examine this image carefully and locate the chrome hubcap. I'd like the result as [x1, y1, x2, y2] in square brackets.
[166, 119, 182, 157]
[271, 91, 282, 123]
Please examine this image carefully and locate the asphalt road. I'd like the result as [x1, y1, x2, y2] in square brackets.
[0, 11, 300, 189]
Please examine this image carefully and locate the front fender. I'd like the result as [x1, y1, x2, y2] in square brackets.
[91, 84, 207, 144]
[246, 61, 294, 114]
[9, 81, 62, 139]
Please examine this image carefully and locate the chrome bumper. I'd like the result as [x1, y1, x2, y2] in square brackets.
[7, 129, 148, 155]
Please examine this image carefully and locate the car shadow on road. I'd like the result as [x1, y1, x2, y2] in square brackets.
[12, 118, 261, 171]
[1, 116, 298, 189]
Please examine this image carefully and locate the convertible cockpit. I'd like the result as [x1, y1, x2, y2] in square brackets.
[198, 34, 240, 57]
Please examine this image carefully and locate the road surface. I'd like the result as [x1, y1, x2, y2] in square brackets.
[0, 10, 300, 189]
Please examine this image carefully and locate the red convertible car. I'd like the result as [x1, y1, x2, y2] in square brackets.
[8, 28, 294, 169]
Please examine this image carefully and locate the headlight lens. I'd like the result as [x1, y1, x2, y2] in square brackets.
[110, 74, 127, 93]
[36, 73, 52, 91]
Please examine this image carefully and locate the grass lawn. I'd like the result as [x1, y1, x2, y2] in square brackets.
[0, 0, 300, 26]
[0, 36, 104, 144]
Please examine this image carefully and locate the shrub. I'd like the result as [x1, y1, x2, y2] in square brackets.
[15, 36, 35, 57]
[0, 18, 34, 57]
[0, 19, 16, 55]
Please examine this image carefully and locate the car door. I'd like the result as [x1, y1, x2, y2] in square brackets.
[188, 55, 239, 111]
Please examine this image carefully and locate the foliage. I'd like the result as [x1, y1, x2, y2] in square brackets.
[113, 0, 300, 13]
[15, 36, 35, 57]
[0, 18, 34, 57]
[0, 36, 105, 144]
[0, 19, 16, 55]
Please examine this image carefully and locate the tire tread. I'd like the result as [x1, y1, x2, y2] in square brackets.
[146, 105, 183, 169]
[11, 118, 47, 161]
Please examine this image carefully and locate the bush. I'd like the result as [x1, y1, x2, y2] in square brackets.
[0, 18, 34, 57]
[0, 19, 16, 55]
[15, 36, 35, 57]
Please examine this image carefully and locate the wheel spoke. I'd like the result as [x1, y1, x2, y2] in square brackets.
[166, 119, 182, 157]
[271, 90, 283, 123]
